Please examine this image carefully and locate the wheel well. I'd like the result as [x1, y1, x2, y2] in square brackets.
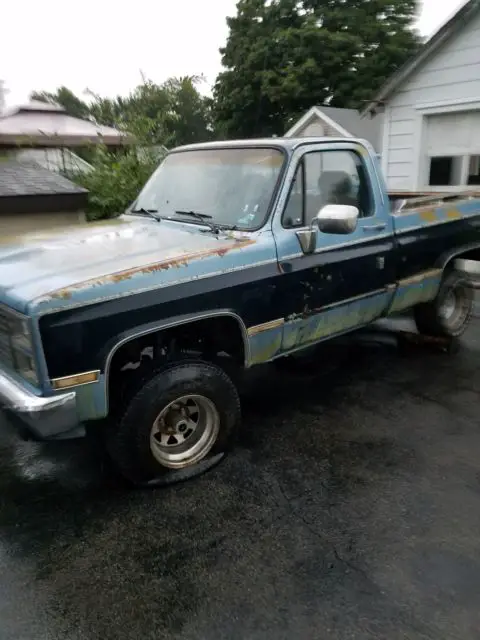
[106, 315, 247, 412]
[444, 246, 480, 270]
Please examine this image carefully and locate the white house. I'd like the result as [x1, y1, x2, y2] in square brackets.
[364, 0, 480, 194]
[286, 105, 383, 152]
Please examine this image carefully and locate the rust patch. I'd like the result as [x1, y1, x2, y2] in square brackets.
[355, 144, 369, 157]
[446, 208, 461, 220]
[247, 318, 284, 337]
[419, 209, 437, 223]
[47, 238, 255, 300]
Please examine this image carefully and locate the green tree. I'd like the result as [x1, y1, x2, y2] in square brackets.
[86, 81, 170, 144]
[86, 75, 213, 147]
[30, 77, 215, 220]
[214, 0, 421, 137]
[31, 76, 214, 147]
[161, 75, 214, 146]
[70, 145, 162, 221]
[30, 86, 91, 120]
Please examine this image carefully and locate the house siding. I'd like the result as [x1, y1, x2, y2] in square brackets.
[384, 10, 480, 190]
[299, 120, 345, 138]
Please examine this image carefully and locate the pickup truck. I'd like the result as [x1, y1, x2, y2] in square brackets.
[1, 137, 479, 486]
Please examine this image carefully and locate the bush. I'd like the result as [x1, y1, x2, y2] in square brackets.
[70, 145, 162, 221]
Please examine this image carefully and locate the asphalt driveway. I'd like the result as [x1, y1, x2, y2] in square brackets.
[1, 315, 480, 640]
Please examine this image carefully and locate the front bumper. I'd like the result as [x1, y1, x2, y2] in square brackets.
[0, 370, 82, 440]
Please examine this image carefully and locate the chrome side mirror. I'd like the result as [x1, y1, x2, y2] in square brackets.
[314, 204, 359, 235]
[295, 204, 359, 254]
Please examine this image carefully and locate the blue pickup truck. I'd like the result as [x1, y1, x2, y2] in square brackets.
[1, 137, 480, 485]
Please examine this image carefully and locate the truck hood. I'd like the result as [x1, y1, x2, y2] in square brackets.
[0, 215, 260, 314]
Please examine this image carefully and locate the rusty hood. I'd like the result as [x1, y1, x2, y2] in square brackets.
[0, 215, 263, 314]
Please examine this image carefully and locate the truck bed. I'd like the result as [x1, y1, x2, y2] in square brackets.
[389, 192, 480, 215]
[389, 190, 480, 201]
[389, 192, 480, 235]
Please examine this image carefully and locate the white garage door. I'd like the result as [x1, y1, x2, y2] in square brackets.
[425, 110, 480, 187]
[426, 110, 480, 156]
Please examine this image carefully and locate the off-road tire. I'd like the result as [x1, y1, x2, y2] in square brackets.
[414, 271, 473, 338]
[105, 359, 240, 487]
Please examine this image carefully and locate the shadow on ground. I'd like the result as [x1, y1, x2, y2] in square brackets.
[1, 316, 480, 640]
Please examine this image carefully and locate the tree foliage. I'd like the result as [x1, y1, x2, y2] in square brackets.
[28, 1, 423, 220]
[214, 0, 421, 137]
[31, 76, 214, 220]
[69, 146, 162, 221]
[30, 75, 213, 148]
[30, 86, 91, 120]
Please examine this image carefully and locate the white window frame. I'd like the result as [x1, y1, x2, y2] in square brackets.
[413, 97, 480, 191]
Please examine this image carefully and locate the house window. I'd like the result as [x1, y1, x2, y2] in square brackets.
[467, 156, 480, 185]
[428, 156, 463, 186]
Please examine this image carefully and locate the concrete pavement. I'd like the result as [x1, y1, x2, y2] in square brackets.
[0, 316, 480, 639]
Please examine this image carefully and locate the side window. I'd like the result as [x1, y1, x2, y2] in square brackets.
[304, 150, 373, 225]
[281, 162, 305, 228]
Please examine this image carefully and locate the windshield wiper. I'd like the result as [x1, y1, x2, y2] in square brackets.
[130, 207, 162, 222]
[174, 209, 213, 221]
[174, 210, 221, 234]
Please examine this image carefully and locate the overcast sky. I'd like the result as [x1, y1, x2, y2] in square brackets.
[0, 0, 467, 106]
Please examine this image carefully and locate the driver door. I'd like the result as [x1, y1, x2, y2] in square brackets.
[272, 141, 395, 354]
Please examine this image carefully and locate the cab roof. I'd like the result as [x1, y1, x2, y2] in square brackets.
[172, 137, 370, 154]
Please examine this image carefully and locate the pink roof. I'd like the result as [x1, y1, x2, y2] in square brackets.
[0, 101, 134, 146]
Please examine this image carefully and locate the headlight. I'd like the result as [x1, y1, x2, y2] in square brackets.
[9, 317, 38, 385]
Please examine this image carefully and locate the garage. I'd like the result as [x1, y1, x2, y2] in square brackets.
[426, 111, 480, 187]
[365, 0, 480, 193]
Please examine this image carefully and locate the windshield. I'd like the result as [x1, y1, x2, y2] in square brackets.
[132, 147, 285, 230]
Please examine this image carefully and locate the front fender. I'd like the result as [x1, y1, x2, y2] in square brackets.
[98, 309, 250, 416]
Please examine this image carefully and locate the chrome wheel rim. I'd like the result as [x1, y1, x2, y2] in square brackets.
[439, 290, 456, 321]
[438, 285, 470, 330]
[150, 394, 220, 469]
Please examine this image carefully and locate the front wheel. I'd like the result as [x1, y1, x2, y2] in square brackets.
[414, 271, 473, 338]
[105, 360, 241, 486]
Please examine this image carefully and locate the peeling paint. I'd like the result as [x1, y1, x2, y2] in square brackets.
[282, 293, 388, 352]
[247, 268, 443, 367]
[446, 208, 461, 220]
[247, 318, 284, 337]
[419, 209, 437, 223]
[388, 270, 442, 314]
[356, 145, 369, 157]
[249, 331, 283, 365]
[47, 238, 256, 300]
[247, 291, 392, 365]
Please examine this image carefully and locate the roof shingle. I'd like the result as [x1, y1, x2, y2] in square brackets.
[0, 160, 88, 197]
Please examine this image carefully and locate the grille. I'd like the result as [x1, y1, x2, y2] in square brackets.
[0, 307, 15, 369]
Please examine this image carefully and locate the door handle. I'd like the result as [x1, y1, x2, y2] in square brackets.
[363, 223, 387, 232]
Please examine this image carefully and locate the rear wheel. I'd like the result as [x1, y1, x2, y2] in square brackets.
[105, 359, 241, 486]
[414, 271, 473, 338]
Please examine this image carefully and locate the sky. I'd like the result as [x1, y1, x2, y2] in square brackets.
[0, 0, 468, 107]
